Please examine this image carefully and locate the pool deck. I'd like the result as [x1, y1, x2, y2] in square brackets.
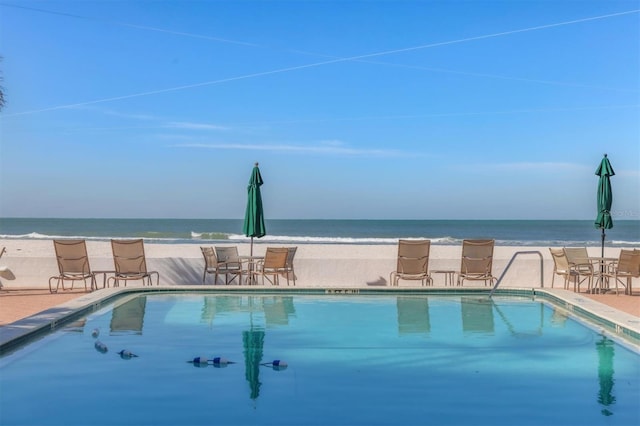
[1, 285, 638, 355]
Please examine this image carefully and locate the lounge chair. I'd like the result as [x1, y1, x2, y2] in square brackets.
[284, 247, 297, 286]
[214, 246, 244, 285]
[549, 248, 582, 290]
[49, 239, 96, 293]
[390, 239, 432, 287]
[250, 247, 288, 286]
[457, 239, 497, 286]
[563, 247, 594, 292]
[601, 249, 640, 295]
[108, 239, 159, 287]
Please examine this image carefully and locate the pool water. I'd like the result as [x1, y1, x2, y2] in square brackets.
[0, 293, 638, 425]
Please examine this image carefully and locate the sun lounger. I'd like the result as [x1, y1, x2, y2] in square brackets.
[49, 240, 96, 293]
[108, 239, 159, 287]
[390, 239, 432, 286]
[457, 239, 497, 286]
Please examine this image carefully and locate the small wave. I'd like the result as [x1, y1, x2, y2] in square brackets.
[433, 236, 460, 245]
[225, 234, 464, 245]
[610, 240, 640, 246]
[0, 232, 93, 240]
[191, 232, 230, 240]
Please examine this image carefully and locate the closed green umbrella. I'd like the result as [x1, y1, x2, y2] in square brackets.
[594, 154, 615, 259]
[243, 162, 266, 256]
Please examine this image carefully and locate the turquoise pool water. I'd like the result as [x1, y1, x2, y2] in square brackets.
[0, 293, 638, 425]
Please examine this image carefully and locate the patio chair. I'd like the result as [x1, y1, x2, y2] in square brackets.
[390, 239, 432, 287]
[201, 246, 243, 285]
[49, 239, 96, 293]
[108, 239, 159, 287]
[602, 249, 640, 295]
[457, 239, 497, 286]
[250, 247, 288, 286]
[201, 247, 221, 284]
[284, 246, 297, 286]
[563, 247, 594, 292]
[214, 246, 243, 285]
[549, 248, 582, 291]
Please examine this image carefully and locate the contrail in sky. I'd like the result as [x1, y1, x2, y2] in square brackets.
[3, 7, 638, 117]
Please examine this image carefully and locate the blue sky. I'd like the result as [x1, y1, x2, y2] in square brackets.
[0, 1, 638, 220]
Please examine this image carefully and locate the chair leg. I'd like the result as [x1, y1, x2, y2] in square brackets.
[49, 277, 60, 293]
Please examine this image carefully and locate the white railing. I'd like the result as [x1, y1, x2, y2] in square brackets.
[489, 251, 544, 297]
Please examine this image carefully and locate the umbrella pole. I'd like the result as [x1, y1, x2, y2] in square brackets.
[250, 236, 254, 257]
[600, 228, 606, 287]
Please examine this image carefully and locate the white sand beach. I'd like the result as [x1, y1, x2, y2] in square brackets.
[0, 239, 625, 290]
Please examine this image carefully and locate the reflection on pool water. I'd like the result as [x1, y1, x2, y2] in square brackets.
[0, 293, 638, 426]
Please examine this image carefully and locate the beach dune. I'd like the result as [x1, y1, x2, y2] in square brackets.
[0, 239, 624, 290]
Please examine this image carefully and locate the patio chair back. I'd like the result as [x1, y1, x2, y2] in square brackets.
[112, 239, 148, 276]
[602, 249, 640, 295]
[110, 239, 159, 286]
[54, 239, 92, 276]
[214, 246, 243, 284]
[564, 247, 592, 271]
[49, 239, 95, 293]
[549, 248, 578, 289]
[616, 249, 640, 276]
[285, 246, 297, 286]
[390, 239, 432, 286]
[263, 247, 289, 270]
[457, 239, 496, 286]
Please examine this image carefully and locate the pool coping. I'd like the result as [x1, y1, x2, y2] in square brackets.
[1, 285, 639, 355]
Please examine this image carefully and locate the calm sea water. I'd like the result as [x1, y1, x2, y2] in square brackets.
[0, 218, 638, 247]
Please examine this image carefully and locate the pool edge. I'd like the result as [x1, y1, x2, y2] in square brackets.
[1, 285, 639, 355]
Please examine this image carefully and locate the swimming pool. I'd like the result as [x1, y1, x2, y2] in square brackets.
[1, 292, 639, 425]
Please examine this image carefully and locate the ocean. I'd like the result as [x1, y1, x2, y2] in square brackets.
[0, 218, 638, 247]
